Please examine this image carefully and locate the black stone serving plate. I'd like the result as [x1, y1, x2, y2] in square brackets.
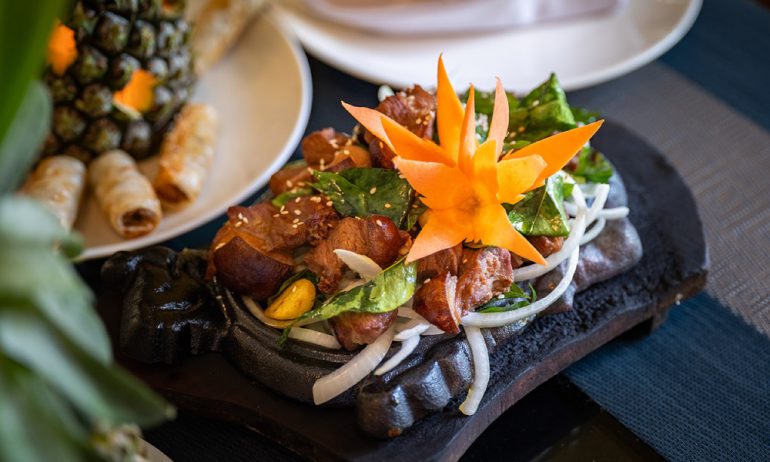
[96, 121, 707, 462]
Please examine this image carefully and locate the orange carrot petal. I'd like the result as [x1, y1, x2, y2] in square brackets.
[475, 204, 546, 265]
[341, 102, 395, 151]
[406, 209, 470, 262]
[471, 139, 499, 190]
[496, 155, 546, 204]
[504, 120, 604, 188]
[381, 117, 454, 165]
[487, 78, 508, 153]
[458, 85, 477, 175]
[436, 55, 464, 163]
[393, 157, 473, 210]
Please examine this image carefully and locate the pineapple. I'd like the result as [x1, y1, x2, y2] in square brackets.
[43, 0, 195, 162]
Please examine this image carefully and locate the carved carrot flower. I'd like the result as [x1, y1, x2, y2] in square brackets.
[343, 56, 603, 264]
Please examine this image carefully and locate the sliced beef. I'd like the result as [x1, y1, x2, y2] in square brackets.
[301, 128, 350, 167]
[527, 236, 565, 258]
[269, 163, 313, 195]
[305, 216, 404, 294]
[331, 311, 398, 351]
[413, 272, 461, 334]
[455, 247, 514, 313]
[416, 244, 463, 281]
[208, 198, 339, 299]
[364, 85, 436, 168]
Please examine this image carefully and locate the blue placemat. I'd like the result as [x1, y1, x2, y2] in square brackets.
[565, 294, 770, 461]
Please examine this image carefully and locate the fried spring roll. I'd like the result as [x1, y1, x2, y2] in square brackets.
[153, 103, 220, 209]
[190, 0, 266, 76]
[89, 150, 162, 238]
[20, 156, 86, 231]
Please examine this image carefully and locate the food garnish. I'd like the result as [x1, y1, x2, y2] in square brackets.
[343, 56, 602, 265]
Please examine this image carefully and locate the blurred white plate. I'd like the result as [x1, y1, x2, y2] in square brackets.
[275, 0, 700, 92]
[75, 10, 311, 260]
[143, 440, 173, 462]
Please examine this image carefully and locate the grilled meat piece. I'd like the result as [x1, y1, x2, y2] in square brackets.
[301, 128, 350, 167]
[413, 272, 461, 334]
[331, 311, 398, 351]
[208, 198, 339, 299]
[416, 244, 463, 281]
[527, 236, 565, 258]
[269, 163, 313, 195]
[305, 216, 404, 294]
[364, 85, 436, 168]
[455, 247, 514, 313]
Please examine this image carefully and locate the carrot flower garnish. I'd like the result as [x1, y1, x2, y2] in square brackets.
[343, 56, 603, 264]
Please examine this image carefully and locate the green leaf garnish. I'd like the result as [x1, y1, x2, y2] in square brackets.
[312, 168, 414, 228]
[506, 174, 571, 237]
[568, 146, 613, 184]
[270, 187, 314, 208]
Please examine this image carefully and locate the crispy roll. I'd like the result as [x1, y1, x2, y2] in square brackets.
[89, 150, 162, 238]
[190, 0, 266, 76]
[21, 155, 86, 231]
[153, 103, 219, 209]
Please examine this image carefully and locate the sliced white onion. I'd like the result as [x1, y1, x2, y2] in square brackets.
[462, 245, 580, 328]
[513, 185, 587, 281]
[312, 326, 396, 405]
[580, 217, 607, 245]
[564, 201, 578, 217]
[600, 206, 629, 220]
[394, 319, 431, 341]
[334, 249, 383, 281]
[458, 326, 489, 416]
[378, 85, 395, 101]
[374, 335, 420, 376]
[423, 325, 446, 335]
[288, 326, 341, 349]
[586, 184, 610, 224]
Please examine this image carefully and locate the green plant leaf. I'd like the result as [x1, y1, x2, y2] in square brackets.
[0, 82, 52, 193]
[312, 168, 413, 228]
[0, 310, 174, 428]
[270, 187, 314, 208]
[0, 0, 64, 155]
[267, 269, 318, 305]
[507, 175, 571, 237]
[0, 356, 91, 462]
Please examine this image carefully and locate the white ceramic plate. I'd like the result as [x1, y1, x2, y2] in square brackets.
[75, 11, 311, 260]
[275, 0, 700, 92]
[143, 440, 173, 462]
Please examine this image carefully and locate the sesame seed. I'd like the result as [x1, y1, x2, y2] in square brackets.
[234, 221, 243, 227]
[497, 294, 505, 299]
[326, 201, 333, 206]
[237, 213, 245, 220]
[370, 186, 377, 194]
[532, 99, 540, 107]
[384, 203, 392, 208]
[214, 242, 226, 251]
[292, 218, 299, 224]
[295, 197, 302, 203]
[329, 139, 339, 148]
[292, 224, 298, 228]
[307, 167, 314, 173]
[423, 278, 431, 284]
[273, 213, 280, 218]
[343, 149, 350, 155]
[280, 210, 289, 215]
[294, 209, 301, 215]
[286, 180, 293, 188]
[310, 196, 322, 203]
[518, 126, 525, 133]
[291, 286, 297, 293]
[416, 117, 422, 124]
[462, 258, 468, 263]
[297, 221, 304, 226]
[376, 219, 383, 226]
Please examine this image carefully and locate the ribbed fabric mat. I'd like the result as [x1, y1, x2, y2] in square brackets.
[565, 293, 770, 461]
[571, 63, 770, 337]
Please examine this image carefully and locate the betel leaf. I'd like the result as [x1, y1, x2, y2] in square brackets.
[507, 174, 571, 237]
[571, 106, 601, 125]
[280, 259, 417, 344]
[463, 88, 519, 117]
[405, 198, 427, 231]
[569, 146, 613, 184]
[478, 284, 537, 313]
[520, 73, 576, 133]
[270, 187, 314, 208]
[312, 168, 413, 228]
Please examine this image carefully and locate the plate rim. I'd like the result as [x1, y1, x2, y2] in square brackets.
[276, 0, 702, 91]
[77, 12, 312, 261]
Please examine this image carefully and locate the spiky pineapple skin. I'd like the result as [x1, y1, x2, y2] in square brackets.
[43, 0, 195, 161]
